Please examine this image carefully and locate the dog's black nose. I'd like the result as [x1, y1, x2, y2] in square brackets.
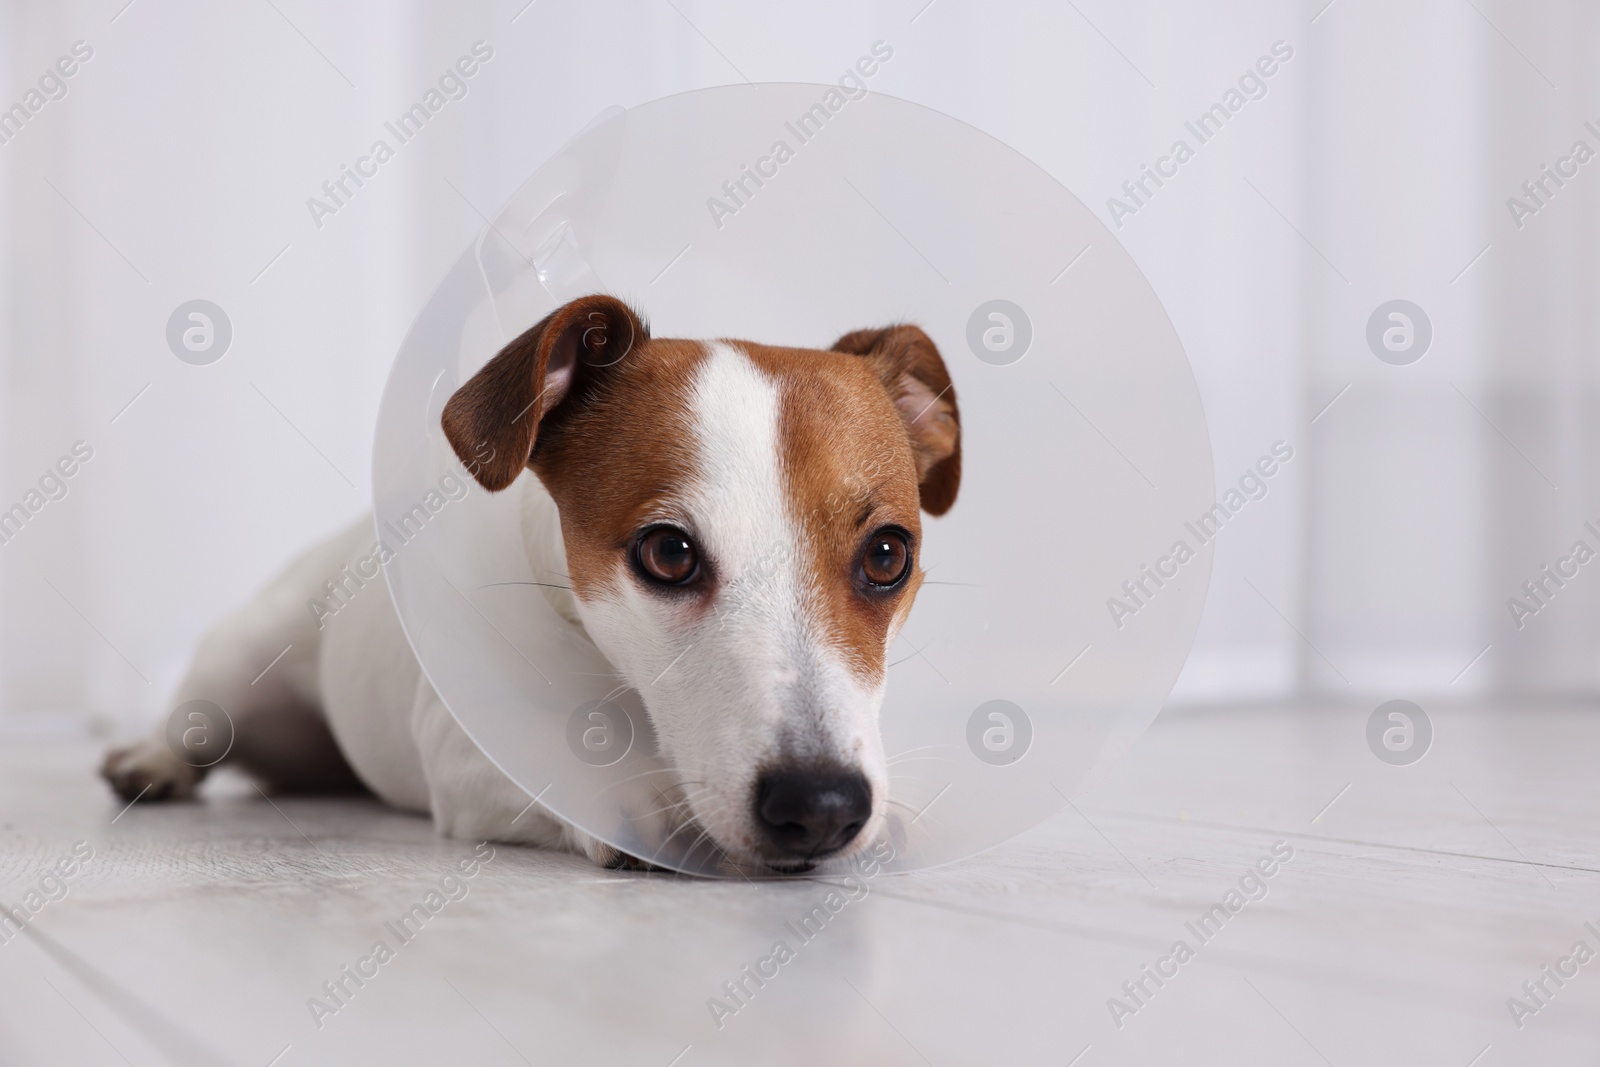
[755, 768, 872, 859]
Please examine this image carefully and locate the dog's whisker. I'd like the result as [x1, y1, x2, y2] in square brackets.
[683, 802, 734, 854]
[885, 743, 949, 760]
[626, 786, 715, 822]
[656, 797, 720, 840]
[602, 765, 683, 787]
[887, 795, 949, 831]
[683, 824, 723, 863]
[652, 796, 739, 866]
[662, 785, 715, 807]
[647, 810, 712, 862]
[623, 799, 691, 822]
[475, 580, 575, 592]
[886, 754, 952, 767]
[680, 819, 715, 850]
[646, 780, 706, 815]
[885, 783, 955, 824]
[588, 764, 686, 796]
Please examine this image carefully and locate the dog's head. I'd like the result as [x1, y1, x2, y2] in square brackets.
[443, 294, 960, 871]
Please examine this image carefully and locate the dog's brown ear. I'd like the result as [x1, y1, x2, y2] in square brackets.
[831, 324, 961, 516]
[442, 295, 646, 491]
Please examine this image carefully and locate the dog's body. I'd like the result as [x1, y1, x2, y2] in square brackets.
[103, 494, 624, 862]
[104, 296, 961, 872]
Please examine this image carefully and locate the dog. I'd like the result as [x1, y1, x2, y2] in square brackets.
[102, 294, 962, 872]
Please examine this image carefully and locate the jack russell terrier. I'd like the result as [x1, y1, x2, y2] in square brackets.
[102, 294, 962, 872]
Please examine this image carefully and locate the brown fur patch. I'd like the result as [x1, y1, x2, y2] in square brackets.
[441, 295, 648, 492]
[830, 325, 962, 515]
[529, 338, 709, 604]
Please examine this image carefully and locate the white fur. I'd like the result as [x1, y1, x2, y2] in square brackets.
[103, 343, 886, 869]
[103, 508, 622, 864]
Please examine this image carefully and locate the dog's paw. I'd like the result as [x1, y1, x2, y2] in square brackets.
[600, 847, 666, 873]
[100, 739, 202, 801]
[573, 831, 665, 873]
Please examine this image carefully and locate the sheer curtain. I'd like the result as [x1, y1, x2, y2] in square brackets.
[1, 0, 1593, 730]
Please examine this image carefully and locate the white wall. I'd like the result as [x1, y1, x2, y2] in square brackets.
[1, 0, 1594, 730]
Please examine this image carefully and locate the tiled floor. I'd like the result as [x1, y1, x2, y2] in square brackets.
[1, 703, 1596, 1065]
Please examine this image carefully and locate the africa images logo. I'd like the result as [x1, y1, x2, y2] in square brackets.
[305, 41, 494, 230]
[704, 41, 893, 230]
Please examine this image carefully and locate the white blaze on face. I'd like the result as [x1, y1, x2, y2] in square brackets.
[572, 342, 887, 862]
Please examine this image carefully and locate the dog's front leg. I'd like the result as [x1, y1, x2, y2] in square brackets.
[406, 675, 649, 869]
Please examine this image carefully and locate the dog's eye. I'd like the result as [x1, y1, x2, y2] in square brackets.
[858, 528, 911, 589]
[635, 526, 700, 586]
